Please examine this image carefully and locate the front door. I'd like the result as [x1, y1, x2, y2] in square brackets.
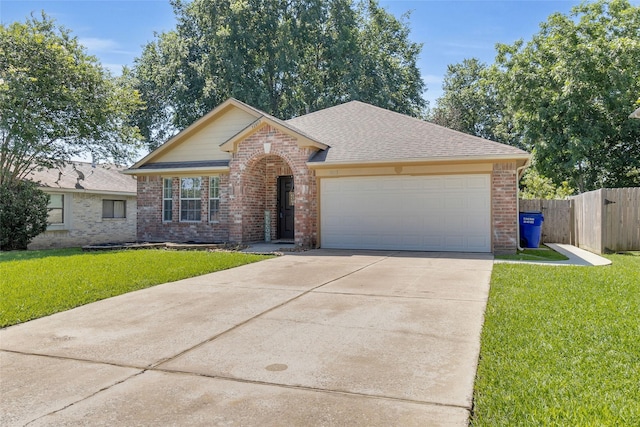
[277, 176, 294, 240]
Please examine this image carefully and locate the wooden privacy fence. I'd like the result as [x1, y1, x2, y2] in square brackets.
[520, 199, 574, 244]
[520, 187, 640, 254]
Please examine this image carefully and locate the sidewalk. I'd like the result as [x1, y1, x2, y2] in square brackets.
[495, 243, 612, 266]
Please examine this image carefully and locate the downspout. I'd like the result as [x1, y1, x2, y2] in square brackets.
[516, 159, 531, 251]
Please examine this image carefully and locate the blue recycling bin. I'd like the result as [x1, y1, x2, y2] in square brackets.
[519, 211, 544, 248]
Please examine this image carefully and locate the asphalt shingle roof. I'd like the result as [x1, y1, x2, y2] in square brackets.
[28, 162, 137, 193]
[286, 101, 528, 163]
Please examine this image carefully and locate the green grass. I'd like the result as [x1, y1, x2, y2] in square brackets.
[472, 252, 640, 426]
[0, 248, 272, 328]
[495, 245, 569, 262]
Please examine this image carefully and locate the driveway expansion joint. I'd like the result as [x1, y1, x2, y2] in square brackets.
[251, 316, 480, 343]
[0, 348, 148, 371]
[152, 366, 473, 412]
[24, 370, 147, 426]
[312, 289, 489, 303]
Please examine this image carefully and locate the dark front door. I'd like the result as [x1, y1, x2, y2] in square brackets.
[277, 176, 294, 240]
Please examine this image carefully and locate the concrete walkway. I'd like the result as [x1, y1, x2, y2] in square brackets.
[1, 250, 493, 426]
[494, 243, 612, 266]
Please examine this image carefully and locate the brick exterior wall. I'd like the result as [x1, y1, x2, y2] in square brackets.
[492, 162, 518, 254]
[136, 175, 230, 243]
[136, 125, 317, 247]
[28, 192, 137, 249]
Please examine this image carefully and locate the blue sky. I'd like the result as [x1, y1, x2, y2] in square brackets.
[1, 0, 593, 106]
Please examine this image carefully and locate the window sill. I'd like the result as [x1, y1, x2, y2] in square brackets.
[46, 224, 68, 231]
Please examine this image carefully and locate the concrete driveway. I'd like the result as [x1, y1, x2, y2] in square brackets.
[1, 250, 493, 426]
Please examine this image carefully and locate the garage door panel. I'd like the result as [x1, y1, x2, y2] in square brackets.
[467, 175, 488, 188]
[321, 175, 491, 252]
[467, 235, 488, 249]
[444, 196, 465, 210]
[444, 177, 465, 189]
[403, 198, 425, 211]
[467, 214, 488, 228]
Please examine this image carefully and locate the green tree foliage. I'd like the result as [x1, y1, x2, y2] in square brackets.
[429, 58, 521, 148]
[520, 167, 574, 200]
[432, 0, 640, 192]
[133, 0, 426, 149]
[496, 0, 640, 192]
[0, 180, 49, 250]
[0, 14, 143, 186]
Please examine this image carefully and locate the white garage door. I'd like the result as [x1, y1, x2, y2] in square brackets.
[320, 175, 491, 252]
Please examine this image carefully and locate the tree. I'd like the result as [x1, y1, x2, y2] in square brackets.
[133, 0, 426, 149]
[496, 0, 640, 192]
[0, 180, 49, 250]
[0, 14, 143, 186]
[430, 59, 486, 134]
[520, 164, 574, 200]
[430, 59, 522, 147]
[429, 59, 524, 152]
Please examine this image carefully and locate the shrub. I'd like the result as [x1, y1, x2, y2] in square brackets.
[0, 180, 50, 250]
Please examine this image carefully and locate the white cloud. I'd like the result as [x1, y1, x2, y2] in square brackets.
[79, 37, 119, 52]
[439, 41, 495, 51]
[103, 63, 125, 75]
[422, 74, 443, 85]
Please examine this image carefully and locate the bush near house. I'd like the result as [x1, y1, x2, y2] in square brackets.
[0, 180, 49, 251]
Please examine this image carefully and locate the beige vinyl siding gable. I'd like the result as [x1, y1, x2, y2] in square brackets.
[153, 107, 257, 163]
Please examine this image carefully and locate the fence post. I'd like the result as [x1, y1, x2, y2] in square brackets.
[569, 199, 575, 245]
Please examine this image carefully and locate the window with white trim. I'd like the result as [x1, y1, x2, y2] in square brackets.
[180, 177, 202, 222]
[209, 176, 220, 222]
[163, 178, 173, 222]
[48, 194, 64, 224]
[102, 200, 126, 218]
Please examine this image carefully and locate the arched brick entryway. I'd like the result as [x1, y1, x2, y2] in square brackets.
[238, 154, 292, 242]
[227, 126, 318, 248]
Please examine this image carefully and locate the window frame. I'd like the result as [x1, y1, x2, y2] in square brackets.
[180, 177, 202, 222]
[47, 194, 65, 225]
[209, 176, 220, 223]
[163, 178, 173, 222]
[102, 199, 126, 219]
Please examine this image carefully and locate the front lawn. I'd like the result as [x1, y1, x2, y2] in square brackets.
[0, 248, 271, 328]
[472, 253, 640, 425]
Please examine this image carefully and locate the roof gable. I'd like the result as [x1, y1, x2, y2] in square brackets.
[128, 98, 327, 173]
[286, 101, 529, 164]
[129, 98, 260, 170]
[218, 115, 328, 153]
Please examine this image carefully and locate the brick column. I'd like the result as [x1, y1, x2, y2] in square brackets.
[492, 162, 518, 254]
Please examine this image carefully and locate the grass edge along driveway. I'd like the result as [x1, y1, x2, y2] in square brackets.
[0, 248, 272, 328]
[472, 253, 639, 426]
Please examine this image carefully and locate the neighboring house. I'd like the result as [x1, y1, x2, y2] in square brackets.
[27, 162, 137, 249]
[124, 98, 530, 253]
